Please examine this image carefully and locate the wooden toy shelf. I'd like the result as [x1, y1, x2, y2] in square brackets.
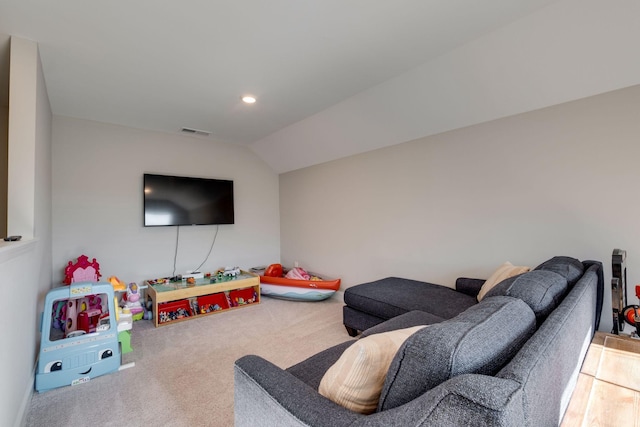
[145, 272, 260, 327]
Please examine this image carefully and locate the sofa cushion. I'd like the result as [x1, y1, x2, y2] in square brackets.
[485, 270, 568, 322]
[477, 261, 531, 301]
[378, 296, 536, 411]
[286, 340, 355, 389]
[361, 310, 446, 338]
[344, 277, 477, 321]
[534, 256, 584, 286]
[318, 325, 427, 414]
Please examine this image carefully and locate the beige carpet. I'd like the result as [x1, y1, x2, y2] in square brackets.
[26, 294, 350, 427]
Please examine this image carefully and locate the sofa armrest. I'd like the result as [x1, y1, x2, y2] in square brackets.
[455, 277, 485, 298]
[412, 373, 524, 425]
[235, 355, 525, 427]
[234, 355, 363, 427]
[365, 374, 523, 426]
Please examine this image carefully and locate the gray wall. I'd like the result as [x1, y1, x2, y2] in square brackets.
[0, 105, 7, 238]
[3, 38, 280, 425]
[51, 117, 280, 283]
[0, 34, 8, 238]
[280, 84, 640, 333]
[0, 37, 52, 427]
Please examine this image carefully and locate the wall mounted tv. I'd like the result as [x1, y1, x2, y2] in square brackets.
[143, 173, 234, 226]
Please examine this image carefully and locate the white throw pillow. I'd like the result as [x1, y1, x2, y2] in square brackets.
[318, 325, 426, 414]
[477, 261, 530, 301]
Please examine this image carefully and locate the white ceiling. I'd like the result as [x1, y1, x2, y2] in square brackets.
[2, 0, 639, 173]
[1, 4, 558, 137]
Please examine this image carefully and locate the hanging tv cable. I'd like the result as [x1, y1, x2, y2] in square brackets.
[193, 225, 219, 273]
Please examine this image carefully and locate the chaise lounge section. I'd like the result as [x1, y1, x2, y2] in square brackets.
[234, 256, 604, 426]
[342, 276, 483, 336]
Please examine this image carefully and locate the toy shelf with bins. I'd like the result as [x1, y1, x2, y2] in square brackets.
[145, 271, 260, 327]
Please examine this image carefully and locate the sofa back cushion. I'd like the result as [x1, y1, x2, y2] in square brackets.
[378, 296, 536, 411]
[534, 256, 584, 286]
[485, 270, 568, 323]
[496, 264, 598, 426]
[476, 261, 531, 301]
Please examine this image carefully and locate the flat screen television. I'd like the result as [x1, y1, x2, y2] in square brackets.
[143, 173, 234, 226]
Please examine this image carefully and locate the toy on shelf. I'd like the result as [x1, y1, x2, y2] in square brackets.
[223, 266, 241, 278]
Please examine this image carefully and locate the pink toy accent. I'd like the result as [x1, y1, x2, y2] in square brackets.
[123, 282, 144, 315]
[64, 255, 101, 285]
[88, 294, 104, 312]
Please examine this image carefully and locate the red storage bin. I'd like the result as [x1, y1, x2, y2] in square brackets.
[197, 293, 229, 314]
[229, 287, 258, 307]
[157, 299, 193, 324]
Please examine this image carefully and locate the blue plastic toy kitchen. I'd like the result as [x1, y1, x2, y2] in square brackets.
[36, 282, 121, 392]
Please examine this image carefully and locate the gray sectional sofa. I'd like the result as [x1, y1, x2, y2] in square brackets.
[234, 256, 603, 426]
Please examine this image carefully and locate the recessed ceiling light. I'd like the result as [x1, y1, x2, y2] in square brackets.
[241, 95, 256, 104]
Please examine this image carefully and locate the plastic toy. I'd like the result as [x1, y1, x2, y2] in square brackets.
[200, 303, 223, 314]
[88, 294, 104, 311]
[78, 308, 102, 333]
[122, 282, 144, 320]
[260, 264, 341, 301]
[51, 301, 66, 330]
[36, 282, 121, 392]
[63, 255, 101, 285]
[64, 299, 79, 337]
[223, 266, 241, 277]
[108, 276, 127, 291]
[264, 264, 283, 277]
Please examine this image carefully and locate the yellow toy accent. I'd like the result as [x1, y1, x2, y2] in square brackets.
[108, 276, 126, 291]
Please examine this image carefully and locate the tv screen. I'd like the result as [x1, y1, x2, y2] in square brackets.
[143, 174, 234, 226]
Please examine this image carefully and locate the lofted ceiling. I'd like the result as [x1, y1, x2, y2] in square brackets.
[2, 1, 639, 173]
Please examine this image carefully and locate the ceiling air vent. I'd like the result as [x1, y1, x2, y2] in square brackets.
[181, 127, 211, 137]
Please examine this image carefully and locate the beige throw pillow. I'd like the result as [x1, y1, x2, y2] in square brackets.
[318, 325, 426, 414]
[477, 261, 530, 301]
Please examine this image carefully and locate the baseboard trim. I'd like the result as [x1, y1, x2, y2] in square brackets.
[14, 366, 35, 427]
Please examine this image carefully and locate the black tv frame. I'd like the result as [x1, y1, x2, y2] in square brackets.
[143, 173, 235, 227]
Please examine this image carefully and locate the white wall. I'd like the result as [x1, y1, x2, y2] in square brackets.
[52, 117, 280, 283]
[0, 105, 7, 237]
[0, 37, 52, 427]
[252, 0, 640, 173]
[1, 34, 8, 238]
[280, 84, 640, 333]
